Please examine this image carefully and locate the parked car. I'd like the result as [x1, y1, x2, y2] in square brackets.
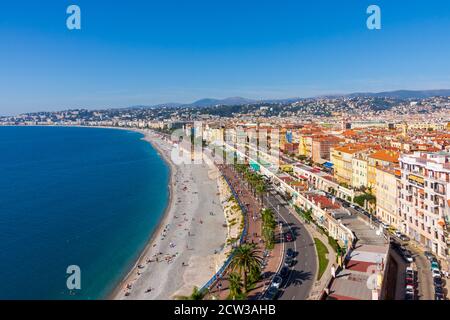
[434, 277, 443, 288]
[271, 275, 283, 289]
[430, 257, 439, 265]
[262, 286, 279, 300]
[401, 235, 410, 242]
[431, 261, 440, 271]
[406, 270, 415, 280]
[405, 292, 415, 300]
[406, 284, 415, 292]
[432, 269, 441, 278]
[403, 252, 414, 263]
[435, 293, 445, 300]
[424, 251, 436, 261]
[405, 287, 415, 300]
[435, 286, 444, 296]
[406, 278, 415, 287]
[381, 222, 390, 229]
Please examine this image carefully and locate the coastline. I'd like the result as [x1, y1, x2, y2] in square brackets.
[110, 128, 229, 300]
[107, 129, 176, 299]
[2, 125, 230, 300]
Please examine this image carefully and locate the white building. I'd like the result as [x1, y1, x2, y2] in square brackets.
[399, 152, 450, 259]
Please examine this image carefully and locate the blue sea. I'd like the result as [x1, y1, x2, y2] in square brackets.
[0, 126, 169, 300]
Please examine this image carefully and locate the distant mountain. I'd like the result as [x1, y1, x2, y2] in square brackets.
[182, 97, 258, 108]
[345, 89, 450, 99]
[127, 89, 450, 110]
[150, 102, 183, 108]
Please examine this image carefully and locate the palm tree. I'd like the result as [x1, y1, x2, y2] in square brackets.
[229, 243, 263, 292]
[228, 272, 243, 299]
[261, 208, 276, 249]
[256, 182, 267, 204]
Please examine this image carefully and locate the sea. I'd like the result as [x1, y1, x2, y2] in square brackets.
[0, 126, 169, 299]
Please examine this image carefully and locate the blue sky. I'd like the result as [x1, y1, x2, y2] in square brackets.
[1, 1, 450, 114]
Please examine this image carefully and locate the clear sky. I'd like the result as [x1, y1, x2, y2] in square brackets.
[1, 0, 450, 114]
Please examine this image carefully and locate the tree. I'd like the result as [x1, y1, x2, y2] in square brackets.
[261, 208, 277, 249]
[256, 182, 267, 203]
[228, 272, 243, 300]
[229, 244, 263, 293]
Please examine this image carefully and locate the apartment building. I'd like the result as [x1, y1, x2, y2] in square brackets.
[352, 156, 368, 189]
[367, 150, 400, 192]
[399, 152, 450, 259]
[376, 167, 401, 228]
[311, 136, 340, 164]
[331, 145, 369, 186]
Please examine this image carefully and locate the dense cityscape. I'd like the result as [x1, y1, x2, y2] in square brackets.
[2, 93, 449, 300]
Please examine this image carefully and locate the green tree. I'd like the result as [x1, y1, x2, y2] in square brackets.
[229, 244, 263, 292]
[228, 272, 243, 300]
[261, 208, 277, 249]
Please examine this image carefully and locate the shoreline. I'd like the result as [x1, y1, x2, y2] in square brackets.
[107, 129, 176, 299]
[110, 128, 229, 300]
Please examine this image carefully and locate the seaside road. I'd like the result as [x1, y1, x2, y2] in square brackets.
[263, 189, 317, 300]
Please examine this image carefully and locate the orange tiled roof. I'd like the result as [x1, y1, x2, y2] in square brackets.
[369, 150, 400, 163]
[333, 144, 369, 154]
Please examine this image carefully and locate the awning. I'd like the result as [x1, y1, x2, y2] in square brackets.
[324, 162, 334, 168]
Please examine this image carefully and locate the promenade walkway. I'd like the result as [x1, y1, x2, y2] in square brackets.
[206, 164, 283, 300]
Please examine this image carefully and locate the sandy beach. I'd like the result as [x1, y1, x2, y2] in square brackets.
[111, 129, 229, 300]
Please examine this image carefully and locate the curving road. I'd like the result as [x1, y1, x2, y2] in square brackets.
[263, 188, 317, 300]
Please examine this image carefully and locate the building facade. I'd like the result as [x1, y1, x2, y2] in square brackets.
[399, 152, 450, 259]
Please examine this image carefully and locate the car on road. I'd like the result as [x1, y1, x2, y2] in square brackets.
[424, 251, 436, 261]
[406, 270, 415, 280]
[405, 292, 415, 300]
[435, 286, 444, 296]
[271, 275, 283, 289]
[406, 284, 415, 292]
[262, 286, 279, 300]
[405, 287, 415, 299]
[286, 248, 295, 259]
[381, 222, 390, 229]
[430, 257, 439, 265]
[435, 293, 445, 300]
[403, 251, 414, 263]
[285, 232, 293, 242]
[279, 266, 290, 278]
[394, 231, 410, 242]
[432, 269, 441, 278]
[399, 235, 410, 242]
[431, 261, 440, 271]
[433, 277, 443, 288]
[284, 256, 294, 267]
